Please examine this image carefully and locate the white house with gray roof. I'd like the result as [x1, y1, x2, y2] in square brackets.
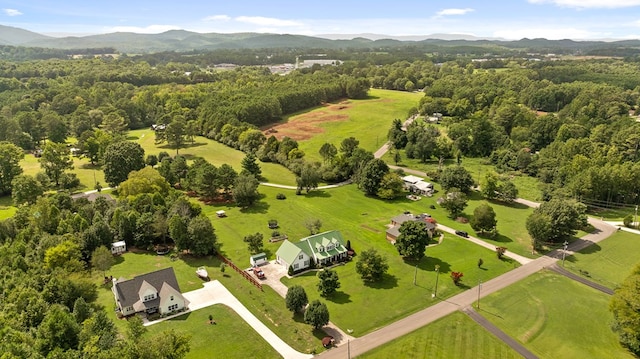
[112, 267, 187, 317]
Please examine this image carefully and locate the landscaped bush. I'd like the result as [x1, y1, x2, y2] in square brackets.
[276, 193, 286, 200]
[450, 271, 464, 285]
[623, 214, 633, 228]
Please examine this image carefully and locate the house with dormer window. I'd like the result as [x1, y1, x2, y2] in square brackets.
[275, 230, 348, 272]
[112, 267, 187, 317]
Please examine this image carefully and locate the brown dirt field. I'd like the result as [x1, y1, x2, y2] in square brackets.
[262, 100, 352, 141]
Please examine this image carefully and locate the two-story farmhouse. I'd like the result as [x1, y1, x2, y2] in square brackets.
[276, 230, 348, 272]
[112, 267, 187, 317]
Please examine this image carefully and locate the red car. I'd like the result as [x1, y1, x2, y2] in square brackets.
[252, 266, 265, 279]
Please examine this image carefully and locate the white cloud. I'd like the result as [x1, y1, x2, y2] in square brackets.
[203, 15, 230, 22]
[108, 24, 181, 34]
[435, 8, 474, 17]
[235, 16, 303, 27]
[3, 8, 22, 16]
[528, 0, 640, 8]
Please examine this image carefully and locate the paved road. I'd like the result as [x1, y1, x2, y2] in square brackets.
[548, 263, 614, 295]
[317, 218, 616, 359]
[462, 306, 539, 359]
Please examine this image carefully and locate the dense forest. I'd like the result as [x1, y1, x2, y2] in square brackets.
[1, 45, 640, 356]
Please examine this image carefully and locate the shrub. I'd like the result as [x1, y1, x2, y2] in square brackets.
[450, 271, 464, 285]
[623, 214, 633, 228]
[496, 246, 507, 259]
[276, 193, 286, 200]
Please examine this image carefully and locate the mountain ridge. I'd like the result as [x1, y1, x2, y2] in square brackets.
[1, 24, 640, 55]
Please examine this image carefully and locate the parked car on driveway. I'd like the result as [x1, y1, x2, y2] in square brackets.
[455, 230, 468, 238]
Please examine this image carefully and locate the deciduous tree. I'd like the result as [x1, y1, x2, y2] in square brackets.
[103, 141, 145, 187]
[527, 199, 587, 243]
[359, 158, 389, 196]
[0, 141, 24, 195]
[395, 220, 430, 260]
[233, 174, 260, 208]
[317, 269, 340, 297]
[285, 285, 308, 313]
[439, 166, 474, 193]
[304, 300, 330, 329]
[610, 264, 640, 355]
[90, 246, 114, 276]
[470, 203, 497, 235]
[187, 215, 217, 256]
[11, 174, 43, 205]
[377, 172, 405, 199]
[40, 142, 74, 187]
[243, 232, 264, 254]
[118, 166, 170, 197]
[440, 188, 468, 218]
[356, 248, 389, 282]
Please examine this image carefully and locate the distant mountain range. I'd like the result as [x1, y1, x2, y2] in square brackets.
[1, 24, 640, 55]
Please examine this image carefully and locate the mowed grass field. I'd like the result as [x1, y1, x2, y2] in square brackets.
[281, 89, 422, 163]
[359, 311, 521, 359]
[19, 149, 106, 191]
[15, 129, 297, 194]
[209, 184, 518, 335]
[564, 230, 640, 288]
[94, 251, 326, 355]
[129, 129, 298, 186]
[145, 305, 281, 359]
[479, 271, 635, 359]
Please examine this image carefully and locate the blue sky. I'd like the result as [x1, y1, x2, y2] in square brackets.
[1, 0, 640, 40]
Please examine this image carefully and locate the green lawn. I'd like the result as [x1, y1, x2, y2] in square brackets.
[564, 230, 640, 288]
[20, 150, 107, 191]
[360, 311, 521, 359]
[479, 270, 634, 359]
[0, 195, 15, 220]
[94, 251, 326, 355]
[145, 305, 281, 359]
[205, 183, 518, 335]
[280, 233, 518, 336]
[129, 129, 297, 186]
[294, 89, 422, 162]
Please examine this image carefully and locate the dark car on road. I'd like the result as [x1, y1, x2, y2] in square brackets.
[455, 230, 468, 238]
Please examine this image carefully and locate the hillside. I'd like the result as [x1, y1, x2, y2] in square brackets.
[2, 24, 640, 56]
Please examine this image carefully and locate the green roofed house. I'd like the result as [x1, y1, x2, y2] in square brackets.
[275, 230, 348, 272]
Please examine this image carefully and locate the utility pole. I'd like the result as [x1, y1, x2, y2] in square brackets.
[562, 241, 568, 266]
[432, 265, 440, 298]
[635, 205, 638, 228]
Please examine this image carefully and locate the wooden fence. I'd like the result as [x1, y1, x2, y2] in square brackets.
[217, 254, 263, 291]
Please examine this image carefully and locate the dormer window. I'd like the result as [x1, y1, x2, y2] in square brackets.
[327, 244, 334, 251]
[143, 293, 156, 302]
[319, 246, 324, 252]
